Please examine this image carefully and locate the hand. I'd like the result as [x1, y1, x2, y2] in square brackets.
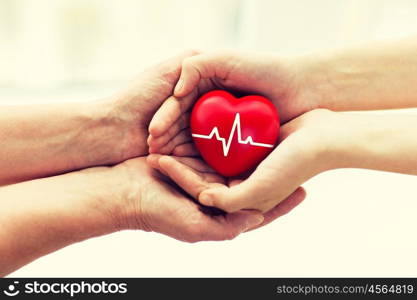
[0, 155, 277, 275]
[147, 50, 322, 154]
[192, 109, 338, 212]
[144, 51, 323, 213]
[146, 154, 306, 226]
[102, 50, 199, 161]
[148, 109, 336, 213]
[111, 157, 272, 242]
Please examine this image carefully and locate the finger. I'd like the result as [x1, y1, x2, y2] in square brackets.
[198, 162, 291, 213]
[198, 166, 271, 212]
[148, 96, 182, 137]
[174, 52, 232, 97]
[199, 119, 314, 213]
[158, 156, 224, 199]
[149, 76, 214, 138]
[163, 156, 216, 173]
[148, 89, 197, 137]
[146, 154, 169, 176]
[228, 179, 243, 187]
[154, 128, 192, 155]
[245, 187, 306, 232]
[198, 185, 244, 213]
[172, 142, 200, 157]
[148, 112, 190, 149]
[197, 210, 264, 241]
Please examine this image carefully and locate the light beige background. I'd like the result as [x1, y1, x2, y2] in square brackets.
[1, 0, 416, 277]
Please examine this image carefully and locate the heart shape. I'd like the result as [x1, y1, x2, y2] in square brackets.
[190, 90, 280, 177]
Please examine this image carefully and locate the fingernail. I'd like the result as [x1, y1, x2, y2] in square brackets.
[199, 192, 213, 206]
[174, 79, 184, 95]
[244, 215, 264, 231]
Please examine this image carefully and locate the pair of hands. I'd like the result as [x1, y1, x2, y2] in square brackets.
[106, 50, 338, 242]
[146, 51, 341, 214]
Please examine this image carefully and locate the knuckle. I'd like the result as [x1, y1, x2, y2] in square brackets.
[305, 108, 332, 119]
[223, 230, 239, 241]
[182, 56, 207, 77]
[182, 57, 196, 69]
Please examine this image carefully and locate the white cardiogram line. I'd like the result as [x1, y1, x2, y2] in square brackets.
[192, 113, 274, 157]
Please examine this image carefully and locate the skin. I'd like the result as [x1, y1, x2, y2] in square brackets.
[0, 157, 275, 276]
[148, 38, 417, 212]
[0, 52, 306, 276]
[0, 51, 199, 185]
[149, 109, 417, 212]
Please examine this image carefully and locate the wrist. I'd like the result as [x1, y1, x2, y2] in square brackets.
[289, 53, 336, 112]
[103, 158, 149, 231]
[317, 111, 378, 171]
[75, 100, 124, 166]
[82, 98, 146, 166]
[0, 166, 130, 273]
[64, 165, 130, 237]
[301, 110, 349, 172]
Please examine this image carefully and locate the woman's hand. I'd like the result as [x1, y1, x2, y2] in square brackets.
[193, 109, 338, 212]
[147, 50, 322, 154]
[147, 107, 417, 213]
[146, 154, 306, 226]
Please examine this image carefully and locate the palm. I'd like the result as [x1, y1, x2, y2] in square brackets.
[121, 158, 261, 242]
[146, 152, 305, 227]
[146, 51, 308, 215]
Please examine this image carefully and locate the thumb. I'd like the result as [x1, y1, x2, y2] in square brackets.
[174, 52, 233, 97]
[198, 134, 305, 213]
[203, 210, 264, 241]
[199, 178, 261, 213]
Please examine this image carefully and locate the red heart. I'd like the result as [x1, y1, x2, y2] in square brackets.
[190, 90, 280, 177]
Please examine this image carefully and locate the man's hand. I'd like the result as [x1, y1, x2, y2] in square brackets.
[146, 155, 306, 226]
[112, 157, 266, 242]
[0, 156, 267, 276]
[0, 51, 199, 185]
[104, 50, 200, 161]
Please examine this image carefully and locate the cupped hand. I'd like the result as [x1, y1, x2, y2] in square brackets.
[146, 154, 306, 228]
[112, 157, 267, 242]
[195, 109, 339, 212]
[147, 109, 337, 213]
[147, 50, 321, 153]
[104, 50, 200, 161]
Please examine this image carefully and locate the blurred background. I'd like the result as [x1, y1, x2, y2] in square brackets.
[2, 0, 417, 277]
[2, 0, 417, 90]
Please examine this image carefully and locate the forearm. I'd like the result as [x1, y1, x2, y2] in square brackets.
[330, 112, 417, 175]
[298, 38, 417, 111]
[0, 165, 128, 276]
[0, 99, 128, 185]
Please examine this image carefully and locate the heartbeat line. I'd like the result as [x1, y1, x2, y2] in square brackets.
[192, 113, 274, 157]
